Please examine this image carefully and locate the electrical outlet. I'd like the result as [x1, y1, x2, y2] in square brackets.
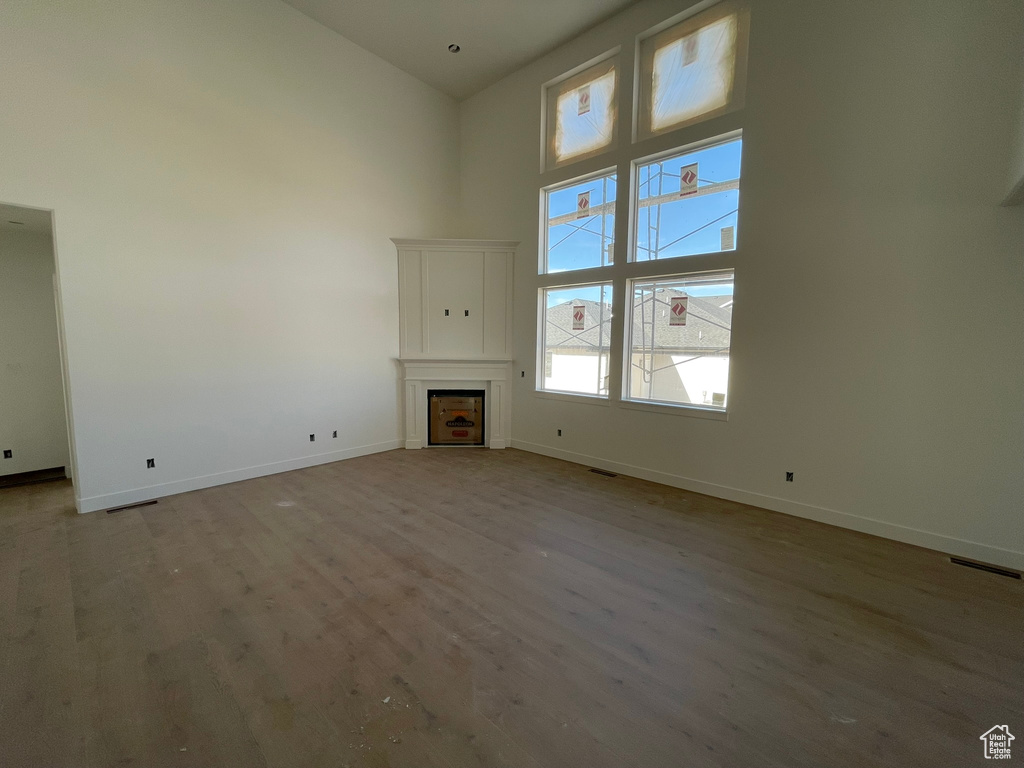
[332, 430, 338, 438]
[557, 429, 562, 437]
[309, 434, 315, 442]
[786, 471, 794, 482]
[3, 450, 11, 459]
[146, 458, 155, 468]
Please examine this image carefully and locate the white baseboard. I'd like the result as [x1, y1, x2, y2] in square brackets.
[511, 439, 1024, 572]
[77, 440, 401, 514]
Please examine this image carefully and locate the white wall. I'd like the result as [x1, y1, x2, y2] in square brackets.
[0, 0, 460, 511]
[0, 228, 70, 476]
[457, 0, 1024, 568]
[1009, 44, 1024, 204]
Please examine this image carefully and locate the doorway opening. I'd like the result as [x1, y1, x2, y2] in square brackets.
[0, 202, 76, 490]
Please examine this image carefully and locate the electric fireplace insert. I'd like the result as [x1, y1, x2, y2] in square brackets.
[428, 390, 485, 446]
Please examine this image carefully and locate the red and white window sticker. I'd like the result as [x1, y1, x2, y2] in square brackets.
[577, 84, 591, 115]
[576, 191, 591, 218]
[572, 304, 586, 330]
[669, 295, 688, 326]
[679, 163, 698, 196]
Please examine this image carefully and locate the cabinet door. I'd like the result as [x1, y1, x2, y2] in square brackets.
[425, 250, 485, 357]
[482, 251, 512, 358]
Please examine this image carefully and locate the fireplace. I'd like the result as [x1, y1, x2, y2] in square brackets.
[428, 390, 484, 446]
[394, 239, 516, 450]
[398, 360, 509, 450]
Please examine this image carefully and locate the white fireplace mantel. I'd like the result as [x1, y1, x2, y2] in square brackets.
[399, 358, 511, 449]
[393, 238, 516, 450]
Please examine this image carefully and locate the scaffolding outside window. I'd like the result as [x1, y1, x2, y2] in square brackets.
[544, 58, 618, 169]
[636, 1, 749, 140]
[635, 134, 741, 262]
[534, 6, 746, 414]
[540, 284, 613, 397]
[543, 172, 616, 273]
[626, 271, 733, 409]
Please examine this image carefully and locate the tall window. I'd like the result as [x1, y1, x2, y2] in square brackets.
[540, 284, 613, 397]
[627, 272, 734, 409]
[636, 135, 742, 261]
[536, 2, 748, 415]
[543, 172, 617, 273]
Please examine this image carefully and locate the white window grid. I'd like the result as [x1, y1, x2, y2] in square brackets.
[535, 2, 748, 415]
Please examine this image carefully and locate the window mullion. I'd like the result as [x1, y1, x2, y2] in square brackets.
[602, 156, 633, 404]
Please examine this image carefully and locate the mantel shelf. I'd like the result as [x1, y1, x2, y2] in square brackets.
[399, 358, 513, 364]
[390, 238, 520, 250]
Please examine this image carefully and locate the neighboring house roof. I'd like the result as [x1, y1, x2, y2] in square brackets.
[632, 288, 732, 353]
[545, 289, 732, 354]
[544, 299, 613, 350]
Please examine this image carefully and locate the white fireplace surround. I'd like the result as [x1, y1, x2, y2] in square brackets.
[400, 359, 511, 449]
[394, 238, 516, 450]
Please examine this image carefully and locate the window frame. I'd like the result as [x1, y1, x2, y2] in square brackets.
[533, 1, 748, 418]
[537, 281, 615, 399]
[622, 268, 736, 414]
[631, 130, 743, 264]
[634, 0, 751, 142]
[540, 166, 618, 275]
[543, 54, 621, 171]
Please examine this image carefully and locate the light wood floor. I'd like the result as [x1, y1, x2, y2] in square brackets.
[1, 448, 1020, 767]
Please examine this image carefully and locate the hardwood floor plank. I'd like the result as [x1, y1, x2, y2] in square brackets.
[65, 497, 265, 768]
[0, 506, 87, 767]
[0, 450, 1020, 768]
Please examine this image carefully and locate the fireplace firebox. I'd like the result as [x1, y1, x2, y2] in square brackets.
[428, 390, 485, 446]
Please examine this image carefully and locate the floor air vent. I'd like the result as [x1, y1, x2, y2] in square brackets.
[950, 557, 1021, 580]
[589, 468, 618, 478]
[106, 499, 158, 514]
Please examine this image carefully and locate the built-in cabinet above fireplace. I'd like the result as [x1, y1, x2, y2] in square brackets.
[394, 238, 516, 360]
[392, 239, 518, 449]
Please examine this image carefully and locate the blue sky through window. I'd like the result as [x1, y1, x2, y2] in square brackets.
[544, 136, 741, 274]
[636, 137, 741, 260]
[546, 174, 616, 273]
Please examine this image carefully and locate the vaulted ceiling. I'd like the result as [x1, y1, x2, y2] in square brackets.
[279, 0, 640, 100]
